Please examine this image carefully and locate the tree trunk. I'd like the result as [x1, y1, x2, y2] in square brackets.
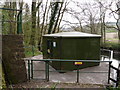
[47, 2, 59, 34]
[38, 0, 48, 51]
[30, 2, 36, 46]
[57, 2, 67, 33]
[103, 14, 106, 44]
[52, 2, 63, 33]
[118, 30, 120, 42]
[116, 1, 120, 42]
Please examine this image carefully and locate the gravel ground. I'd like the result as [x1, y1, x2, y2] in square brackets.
[10, 80, 105, 88]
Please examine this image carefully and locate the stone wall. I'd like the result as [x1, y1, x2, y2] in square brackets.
[2, 35, 27, 84]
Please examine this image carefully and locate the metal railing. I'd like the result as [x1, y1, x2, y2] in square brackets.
[109, 64, 120, 87]
[24, 59, 112, 84]
[100, 49, 114, 60]
[101, 49, 120, 87]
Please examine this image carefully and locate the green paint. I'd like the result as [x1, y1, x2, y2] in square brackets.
[31, 60, 33, 79]
[0, 8, 21, 11]
[28, 60, 30, 81]
[45, 61, 49, 81]
[17, 10, 22, 34]
[0, 8, 22, 34]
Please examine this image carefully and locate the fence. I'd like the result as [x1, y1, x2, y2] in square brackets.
[24, 59, 112, 84]
[100, 49, 114, 60]
[24, 48, 120, 87]
[101, 49, 120, 87]
[0, 8, 22, 34]
[108, 64, 120, 87]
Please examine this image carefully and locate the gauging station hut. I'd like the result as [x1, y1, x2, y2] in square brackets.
[43, 32, 101, 71]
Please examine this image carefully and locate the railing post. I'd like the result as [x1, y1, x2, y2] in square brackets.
[116, 69, 120, 87]
[32, 45, 35, 56]
[2, 15, 4, 32]
[45, 61, 49, 81]
[108, 61, 112, 84]
[17, 10, 22, 34]
[110, 50, 113, 60]
[76, 66, 79, 83]
[31, 60, 33, 79]
[28, 60, 31, 81]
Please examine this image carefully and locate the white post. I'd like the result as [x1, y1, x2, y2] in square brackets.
[110, 50, 113, 60]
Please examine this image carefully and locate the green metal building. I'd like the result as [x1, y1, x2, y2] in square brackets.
[43, 32, 101, 71]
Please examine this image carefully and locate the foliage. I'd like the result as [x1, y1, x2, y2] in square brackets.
[24, 45, 42, 57]
[50, 83, 58, 90]
[106, 86, 120, 90]
[0, 63, 6, 89]
[2, 72, 6, 89]
[1, 1, 66, 50]
[101, 41, 120, 50]
[2, 2, 17, 34]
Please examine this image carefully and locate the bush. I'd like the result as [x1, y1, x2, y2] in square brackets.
[24, 45, 42, 57]
[0, 64, 6, 89]
[101, 41, 120, 50]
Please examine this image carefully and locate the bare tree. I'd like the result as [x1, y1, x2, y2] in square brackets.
[65, 1, 100, 34]
[116, 1, 120, 42]
[97, 1, 108, 44]
[102, 0, 120, 42]
[47, 2, 59, 34]
[38, 0, 49, 51]
[57, 1, 69, 32]
[23, 3, 31, 45]
[52, 2, 63, 33]
[30, 1, 42, 46]
[37, 1, 67, 51]
[29, 1, 36, 45]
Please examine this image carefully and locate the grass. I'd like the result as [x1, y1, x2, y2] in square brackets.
[24, 45, 42, 57]
[106, 29, 117, 33]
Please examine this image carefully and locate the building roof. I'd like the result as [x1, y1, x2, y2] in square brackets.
[43, 32, 101, 37]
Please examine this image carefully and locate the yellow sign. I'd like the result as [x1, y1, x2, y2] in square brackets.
[75, 62, 83, 65]
[47, 49, 50, 53]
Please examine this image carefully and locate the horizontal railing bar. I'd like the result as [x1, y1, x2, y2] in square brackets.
[0, 8, 22, 11]
[0, 20, 17, 22]
[100, 49, 111, 52]
[110, 78, 118, 83]
[33, 69, 108, 73]
[110, 65, 119, 71]
[101, 55, 109, 58]
[25, 59, 112, 62]
[31, 78, 46, 80]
